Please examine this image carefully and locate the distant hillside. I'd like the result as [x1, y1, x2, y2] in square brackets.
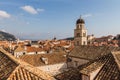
[0, 31, 16, 41]
[62, 37, 74, 40]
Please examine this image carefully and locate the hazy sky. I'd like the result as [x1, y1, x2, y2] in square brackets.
[0, 0, 120, 40]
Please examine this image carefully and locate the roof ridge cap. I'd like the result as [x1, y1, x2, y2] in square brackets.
[0, 47, 19, 65]
[111, 51, 120, 70]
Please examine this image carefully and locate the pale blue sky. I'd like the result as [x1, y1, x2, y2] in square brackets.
[0, 0, 120, 40]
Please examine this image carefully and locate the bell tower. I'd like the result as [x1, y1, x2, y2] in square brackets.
[74, 16, 87, 46]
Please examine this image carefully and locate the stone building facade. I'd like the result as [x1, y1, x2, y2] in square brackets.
[74, 17, 87, 46]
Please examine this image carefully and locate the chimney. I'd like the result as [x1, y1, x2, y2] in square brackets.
[41, 57, 48, 65]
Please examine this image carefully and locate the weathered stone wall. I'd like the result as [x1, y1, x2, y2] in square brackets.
[37, 63, 67, 75]
[67, 57, 89, 68]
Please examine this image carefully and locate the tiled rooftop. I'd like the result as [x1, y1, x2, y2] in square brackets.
[94, 53, 120, 80]
[69, 46, 120, 60]
[57, 52, 120, 80]
[0, 51, 18, 79]
[77, 52, 120, 80]
[20, 52, 66, 66]
[66, 46, 120, 80]
[55, 68, 80, 80]
[8, 66, 43, 80]
[14, 46, 24, 52]
[0, 47, 55, 80]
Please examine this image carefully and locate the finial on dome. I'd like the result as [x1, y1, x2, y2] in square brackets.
[80, 15, 82, 19]
[76, 15, 85, 24]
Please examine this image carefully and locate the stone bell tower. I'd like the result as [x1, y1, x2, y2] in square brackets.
[74, 16, 87, 46]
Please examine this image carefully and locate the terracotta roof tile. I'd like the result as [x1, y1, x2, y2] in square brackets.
[20, 52, 66, 66]
[26, 46, 43, 53]
[94, 53, 120, 80]
[69, 46, 120, 60]
[0, 47, 55, 80]
[14, 46, 24, 52]
[55, 68, 80, 80]
[79, 52, 120, 80]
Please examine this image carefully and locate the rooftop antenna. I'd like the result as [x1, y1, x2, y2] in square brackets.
[80, 15, 82, 19]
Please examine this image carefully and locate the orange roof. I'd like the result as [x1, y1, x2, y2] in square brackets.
[14, 46, 24, 52]
[0, 47, 55, 80]
[26, 46, 43, 52]
[20, 52, 67, 66]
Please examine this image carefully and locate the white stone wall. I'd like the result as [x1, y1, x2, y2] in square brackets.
[14, 51, 46, 58]
[26, 51, 46, 55]
[37, 63, 67, 75]
[14, 52, 24, 58]
[37, 51, 46, 54]
[26, 52, 35, 54]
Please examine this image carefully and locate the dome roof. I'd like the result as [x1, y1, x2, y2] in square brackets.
[76, 18, 85, 24]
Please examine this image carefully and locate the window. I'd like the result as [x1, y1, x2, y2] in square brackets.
[80, 24, 82, 28]
[77, 41, 79, 46]
[77, 25, 79, 29]
[83, 33, 86, 37]
[76, 33, 80, 37]
[74, 61, 78, 67]
[83, 41, 86, 45]
[36, 52, 37, 54]
[23, 52, 25, 55]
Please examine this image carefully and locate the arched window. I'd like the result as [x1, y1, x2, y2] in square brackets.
[77, 25, 79, 29]
[77, 24, 82, 29]
[80, 24, 82, 28]
[76, 33, 80, 37]
[83, 33, 86, 37]
[83, 41, 86, 45]
[77, 41, 79, 45]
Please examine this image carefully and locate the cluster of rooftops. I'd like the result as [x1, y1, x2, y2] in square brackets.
[0, 48, 55, 80]
[1, 45, 120, 80]
[56, 46, 120, 80]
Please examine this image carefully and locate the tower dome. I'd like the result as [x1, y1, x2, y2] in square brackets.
[76, 17, 85, 24]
